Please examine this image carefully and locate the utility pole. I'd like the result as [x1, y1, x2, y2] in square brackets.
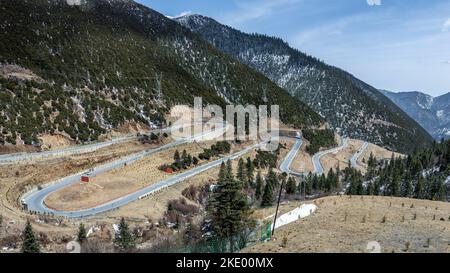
[271, 179, 285, 236]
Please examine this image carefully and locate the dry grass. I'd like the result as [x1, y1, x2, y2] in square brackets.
[244, 196, 450, 253]
[358, 143, 404, 166]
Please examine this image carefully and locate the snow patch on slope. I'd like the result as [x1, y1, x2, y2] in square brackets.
[66, 0, 82, 5]
[271, 204, 317, 230]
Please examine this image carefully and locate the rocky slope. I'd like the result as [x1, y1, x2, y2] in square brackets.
[381, 90, 450, 140]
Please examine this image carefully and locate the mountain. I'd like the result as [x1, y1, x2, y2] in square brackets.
[0, 0, 324, 146]
[380, 90, 450, 140]
[175, 14, 433, 153]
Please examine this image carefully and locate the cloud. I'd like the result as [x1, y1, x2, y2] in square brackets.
[293, 14, 366, 46]
[443, 18, 450, 31]
[222, 0, 302, 26]
[166, 11, 193, 19]
[366, 0, 381, 6]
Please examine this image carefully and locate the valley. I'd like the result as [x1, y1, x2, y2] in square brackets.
[0, 117, 404, 252]
[0, 0, 448, 255]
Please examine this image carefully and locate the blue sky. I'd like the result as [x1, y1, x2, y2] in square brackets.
[136, 0, 450, 96]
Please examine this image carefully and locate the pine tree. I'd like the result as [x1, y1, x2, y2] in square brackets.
[261, 179, 274, 207]
[114, 218, 136, 251]
[174, 150, 181, 167]
[286, 177, 296, 195]
[77, 223, 87, 244]
[305, 174, 313, 195]
[346, 170, 363, 195]
[415, 175, 425, 199]
[265, 167, 279, 190]
[237, 158, 246, 184]
[193, 156, 199, 165]
[21, 220, 40, 253]
[366, 181, 374, 195]
[218, 162, 227, 183]
[319, 174, 326, 191]
[390, 174, 401, 197]
[181, 150, 188, 168]
[325, 168, 334, 191]
[246, 157, 254, 186]
[368, 152, 376, 169]
[206, 160, 251, 250]
[373, 178, 381, 196]
[401, 178, 413, 198]
[226, 160, 234, 180]
[312, 175, 319, 191]
[438, 182, 447, 202]
[255, 171, 263, 200]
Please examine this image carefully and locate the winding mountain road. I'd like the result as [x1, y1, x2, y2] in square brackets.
[21, 124, 269, 218]
[0, 125, 187, 164]
[21, 124, 368, 218]
[350, 141, 369, 169]
[279, 134, 304, 177]
[311, 138, 349, 174]
[279, 133, 352, 176]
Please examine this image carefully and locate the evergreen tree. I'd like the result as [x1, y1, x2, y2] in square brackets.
[192, 156, 199, 165]
[319, 174, 326, 191]
[373, 178, 381, 196]
[285, 177, 296, 195]
[206, 160, 252, 250]
[181, 150, 189, 168]
[415, 175, 425, 199]
[326, 168, 334, 191]
[367, 152, 377, 179]
[182, 149, 188, 161]
[390, 174, 401, 197]
[401, 177, 413, 198]
[174, 150, 181, 168]
[366, 181, 374, 196]
[305, 174, 313, 195]
[261, 179, 274, 207]
[77, 223, 87, 244]
[226, 160, 234, 180]
[311, 175, 318, 191]
[237, 158, 246, 184]
[265, 167, 278, 189]
[21, 220, 40, 253]
[218, 162, 227, 183]
[246, 157, 254, 186]
[114, 218, 136, 251]
[346, 170, 363, 195]
[297, 178, 305, 196]
[438, 182, 447, 202]
[255, 171, 263, 200]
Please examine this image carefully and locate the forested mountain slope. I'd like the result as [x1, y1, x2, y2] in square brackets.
[0, 0, 323, 146]
[176, 14, 433, 153]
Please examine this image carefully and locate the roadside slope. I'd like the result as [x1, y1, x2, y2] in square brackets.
[244, 196, 450, 253]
